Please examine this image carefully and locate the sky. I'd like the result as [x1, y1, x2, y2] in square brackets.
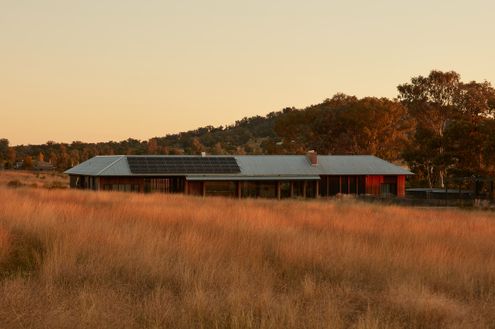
[1, 0, 494, 145]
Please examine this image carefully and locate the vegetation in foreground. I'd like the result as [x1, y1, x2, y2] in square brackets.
[0, 170, 68, 190]
[0, 187, 494, 329]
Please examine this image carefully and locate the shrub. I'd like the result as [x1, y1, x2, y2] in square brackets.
[7, 180, 23, 188]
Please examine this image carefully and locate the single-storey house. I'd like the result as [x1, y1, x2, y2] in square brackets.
[65, 151, 413, 198]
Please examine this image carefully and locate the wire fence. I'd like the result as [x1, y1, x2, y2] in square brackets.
[357, 194, 495, 209]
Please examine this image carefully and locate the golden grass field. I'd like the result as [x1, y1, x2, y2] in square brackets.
[0, 170, 68, 189]
[0, 171, 494, 328]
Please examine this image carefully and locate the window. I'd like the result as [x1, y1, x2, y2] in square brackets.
[144, 178, 185, 193]
[205, 181, 237, 197]
[349, 176, 357, 194]
[292, 181, 304, 197]
[329, 176, 340, 195]
[280, 182, 291, 198]
[258, 182, 276, 198]
[341, 176, 349, 194]
[241, 182, 258, 198]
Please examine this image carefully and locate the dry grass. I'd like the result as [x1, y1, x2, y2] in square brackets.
[0, 170, 68, 189]
[0, 186, 494, 329]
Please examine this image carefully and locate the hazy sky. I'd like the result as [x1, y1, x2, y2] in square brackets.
[2, 0, 494, 145]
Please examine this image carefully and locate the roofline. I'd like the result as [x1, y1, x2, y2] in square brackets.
[64, 155, 414, 176]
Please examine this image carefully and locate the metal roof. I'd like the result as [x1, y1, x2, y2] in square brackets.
[64, 156, 128, 176]
[236, 155, 319, 176]
[316, 155, 413, 175]
[65, 155, 413, 178]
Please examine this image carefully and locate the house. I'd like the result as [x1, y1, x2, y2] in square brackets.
[64, 151, 413, 198]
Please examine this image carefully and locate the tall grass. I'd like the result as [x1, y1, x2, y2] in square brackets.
[0, 186, 494, 328]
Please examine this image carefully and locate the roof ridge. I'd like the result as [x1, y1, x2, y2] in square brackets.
[96, 155, 126, 176]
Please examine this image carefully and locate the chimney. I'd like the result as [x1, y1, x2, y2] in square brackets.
[307, 150, 318, 166]
[201, 151, 206, 157]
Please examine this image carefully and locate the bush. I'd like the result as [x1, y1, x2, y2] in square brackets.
[7, 180, 23, 188]
[44, 181, 67, 189]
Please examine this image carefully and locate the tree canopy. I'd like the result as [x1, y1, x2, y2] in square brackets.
[398, 70, 495, 187]
[4, 70, 495, 188]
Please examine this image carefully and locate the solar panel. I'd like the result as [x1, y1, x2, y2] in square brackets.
[126, 156, 241, 174]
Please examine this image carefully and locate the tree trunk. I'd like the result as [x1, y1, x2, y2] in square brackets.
[426, 163, 433, 189]
[439, 169, 445, 188]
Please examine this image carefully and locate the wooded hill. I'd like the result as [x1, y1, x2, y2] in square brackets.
[1, 70, 495, 188]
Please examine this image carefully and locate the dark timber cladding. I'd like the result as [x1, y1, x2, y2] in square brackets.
[127, 156, 240, 174]
[65, 154, 414, 198]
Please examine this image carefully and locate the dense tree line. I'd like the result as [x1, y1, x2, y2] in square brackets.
[1, 70, 494, 188]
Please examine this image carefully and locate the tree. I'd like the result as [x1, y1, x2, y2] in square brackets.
[23, 156, 33, 169]
[212, 142, 224, 155]
[274, 94, 412, 160]
[7, 147, 16, 164]
[398, 70, 495, 186]
[70, 149, 80, 166]
[147, 138, 158, 154]
[191, 137, 205, 154]
[315, 97, 412, 160]
[49, 152, 58, 165]
[0, 138, 8, 161]
[481, 119, 495, 175]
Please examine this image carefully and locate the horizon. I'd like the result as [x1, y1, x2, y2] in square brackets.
[2, 0, 495, 145]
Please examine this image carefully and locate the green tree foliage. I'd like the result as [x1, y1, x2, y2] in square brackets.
[147, 138, 158, 154]
[23, 156, 33, 169]
[398, 70, 495, 187]
[0, 138, 9, 161]
[275, 95, 412, 160]
[7, 147, 16, 164]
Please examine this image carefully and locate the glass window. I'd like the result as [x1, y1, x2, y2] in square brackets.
[205, 181, 237, 197]
[306, 181, 316, 198]
[329, 176, 340, 195]
[241, 181, 258, 198]
[258, 182, 276, 198]
[293, 181, 304, 197]
[280, 182, 291, 198]
[349, 176, 357, 194]
[341, 176, 349, 194]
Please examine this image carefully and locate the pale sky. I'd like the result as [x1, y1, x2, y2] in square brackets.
[1, 0, 494, 145]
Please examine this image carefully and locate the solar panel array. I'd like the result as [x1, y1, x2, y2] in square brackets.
[127, 156, 241, 174]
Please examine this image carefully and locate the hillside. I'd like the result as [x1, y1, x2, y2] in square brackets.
[2, 70, 495, 188]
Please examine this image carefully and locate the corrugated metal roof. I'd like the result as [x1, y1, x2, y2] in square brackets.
[64, 155, 413, 177]
[64, 156, 127, 176]
[235, 155, 318, 176]
[316, 155, 413, 175]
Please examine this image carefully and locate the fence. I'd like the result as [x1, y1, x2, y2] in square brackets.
[357, 194, 495, 209]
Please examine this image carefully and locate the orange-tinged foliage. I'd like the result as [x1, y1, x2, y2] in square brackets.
[0, 186, 494, 329]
